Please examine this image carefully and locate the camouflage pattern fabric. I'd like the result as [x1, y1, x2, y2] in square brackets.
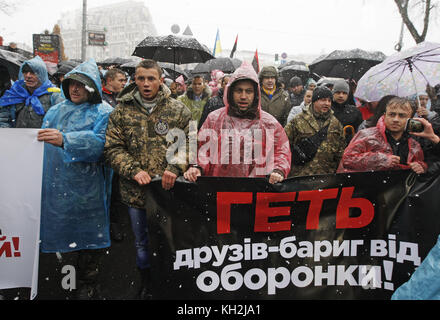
[177, 86, 211, 127]
[284, 105, 345, 177]
[104, 82, 192, 209]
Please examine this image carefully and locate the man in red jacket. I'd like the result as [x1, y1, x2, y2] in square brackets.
[338, 97, 426, 174]
[183, 62, 291, 184]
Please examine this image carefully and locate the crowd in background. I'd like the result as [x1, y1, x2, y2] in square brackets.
[1, 55, 440, 300]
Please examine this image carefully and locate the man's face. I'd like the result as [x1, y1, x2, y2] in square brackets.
[292, 85, 303, 94]
[304, 90, 313, 105]
[177, 83, 185, 95]
[23, 70, 40, 91]
[262, 77, 276, 91]
[170, 82, 178, 94]
[107, 73, 127, 93]
[192, 77, 204, 96]
[135, 67, 162, 101]
[232, 80, 255, 112]
[419, 95, 429, 108]
[221, 76, 230, 89]
[69, 79, 89, 105]
[312, 98, 332, 114]
[307, 83, 316, 91]
[384, 103, 412, 135]
[333, 91, 348, 104]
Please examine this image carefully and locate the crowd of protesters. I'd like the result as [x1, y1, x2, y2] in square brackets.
[1, 54, 440, 300]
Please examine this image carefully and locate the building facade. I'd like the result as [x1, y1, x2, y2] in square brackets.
[58, 1, 157, 61]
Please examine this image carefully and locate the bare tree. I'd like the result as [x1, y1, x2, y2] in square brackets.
[394, 0, 437, 44]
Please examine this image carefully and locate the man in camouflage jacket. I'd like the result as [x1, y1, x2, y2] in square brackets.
[284, 86, 345, 178]
[104, 59, 192, 299]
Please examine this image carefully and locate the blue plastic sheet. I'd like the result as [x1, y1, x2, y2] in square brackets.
[39, 59, 114, 253]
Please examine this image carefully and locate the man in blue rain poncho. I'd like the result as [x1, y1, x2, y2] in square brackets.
[0, 55, 60, 128]
[37, 59, 113, 299]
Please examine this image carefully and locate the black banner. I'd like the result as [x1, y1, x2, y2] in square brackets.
[145, 170, 440, 300]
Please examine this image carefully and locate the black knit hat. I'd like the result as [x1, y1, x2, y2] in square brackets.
[312, 86, 333, 103]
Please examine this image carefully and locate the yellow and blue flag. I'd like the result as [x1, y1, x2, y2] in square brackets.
[212, 29, 222, 57]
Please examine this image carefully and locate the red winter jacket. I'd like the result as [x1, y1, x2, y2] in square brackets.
[337, 116, 427, 173]
[197, 62, 291, 178]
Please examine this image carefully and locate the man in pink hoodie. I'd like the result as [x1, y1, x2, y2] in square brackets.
[184, 62, 291, 184]
[338, 97, 427, 174]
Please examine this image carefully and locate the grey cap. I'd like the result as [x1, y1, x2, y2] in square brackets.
[332, 79, 349, 94]
[289, 76, 303, 88]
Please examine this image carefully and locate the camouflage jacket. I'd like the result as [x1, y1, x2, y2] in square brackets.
[104, 82, 192, 208]
[177, 85, 211, 127]
[284, 105, 345, 177]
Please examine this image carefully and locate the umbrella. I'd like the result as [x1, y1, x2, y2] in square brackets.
[278, 59, 307, 70]
[132, 34, 214, 65]
[0, 48, 28, 81]
[355, 42, 440, 103]
[99, 57, 136, 67]
[54, 60, 81, 76]
[120, 61, 189, 80]
[279, 63, 310, 85]
[193, 57, 242, 74]
[132, 34, 214, 80]
[309, 48, 386, 82]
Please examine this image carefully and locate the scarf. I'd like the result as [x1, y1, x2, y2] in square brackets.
[0, 79, 54, 115]
[262, 86, 276, 100]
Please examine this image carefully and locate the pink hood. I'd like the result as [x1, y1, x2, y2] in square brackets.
[337, 116, 427, 173]
[223, 61, 262, 119]
[196, 62, 291, 178]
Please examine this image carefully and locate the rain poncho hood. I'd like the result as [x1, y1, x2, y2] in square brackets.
[337, 116, 427, 173]
[0, 55, 55, 115]
[61, 58, 102, 104]
[197, 62, 291, 178]
[40, 58, 114, 253]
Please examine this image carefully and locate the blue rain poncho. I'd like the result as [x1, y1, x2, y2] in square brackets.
[392, 235, 440, 300]
[0, 56, 60, 127]
[39, 59, 114, 253]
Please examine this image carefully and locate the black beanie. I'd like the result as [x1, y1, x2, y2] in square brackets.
[312, 86, 333, 103]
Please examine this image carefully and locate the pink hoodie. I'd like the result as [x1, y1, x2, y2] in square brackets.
[337, 116, 427, 173]
[197, 62, 291, 178]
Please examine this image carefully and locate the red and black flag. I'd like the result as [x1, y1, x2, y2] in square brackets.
[251, 49, 260, 73]
[229, 34, 238, 58]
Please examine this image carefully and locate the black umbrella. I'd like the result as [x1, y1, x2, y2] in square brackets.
[99, 57, 136, 67]
[132, 34, 214, 80]
[120, 61, 189, 80]
[277, 59, 307, 70]
[308, 48, 386, 82]
[132, 34, 214, 64]
[193, 57, 242, 74]
[54, 60, 81, 76]
[0, 48, 28, 81]
[279, 63, 310, 85]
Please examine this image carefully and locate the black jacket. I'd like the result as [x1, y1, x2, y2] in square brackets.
[198, 88, 225, 130]
[331, 100, 363, 145]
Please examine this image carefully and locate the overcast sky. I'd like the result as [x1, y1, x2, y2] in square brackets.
[1, 0, 439, 57]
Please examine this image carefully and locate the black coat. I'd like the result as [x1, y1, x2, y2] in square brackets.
[331, 100, 363, 145]
[198, 88, 225, 130]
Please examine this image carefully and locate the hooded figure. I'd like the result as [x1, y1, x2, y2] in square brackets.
[0, 55, 60, 128]
[39, 59, 114, 253]
[192, 62, 291, 179]
[337, 115, 427, 173]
